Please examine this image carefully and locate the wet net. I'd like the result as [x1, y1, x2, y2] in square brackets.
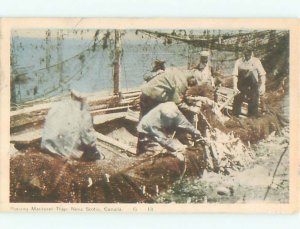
[11, 29, 289, 108]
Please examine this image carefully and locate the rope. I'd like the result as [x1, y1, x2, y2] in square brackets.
[138, 29, 288, 52]
[12, 29, 288, 106]
[263, 142, 289, 200]
[32, 48, 100, 99]
[13, 40, 101, 77]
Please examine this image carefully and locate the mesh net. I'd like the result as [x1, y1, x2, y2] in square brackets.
[11, 29, 289, 107]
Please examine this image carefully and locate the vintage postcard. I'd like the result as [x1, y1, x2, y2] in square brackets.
[0, 18, 298, 213]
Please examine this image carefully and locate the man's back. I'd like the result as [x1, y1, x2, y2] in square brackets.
[137, 101, 198, 136]
[41, 98, 96, 158]
[141, 68, 191, 103]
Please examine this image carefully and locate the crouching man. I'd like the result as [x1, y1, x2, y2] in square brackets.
[41, 88, 105, 161]
[137, 102, 202, 160]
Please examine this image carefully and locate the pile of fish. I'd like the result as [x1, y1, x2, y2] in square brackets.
[201, 127, 254, 174]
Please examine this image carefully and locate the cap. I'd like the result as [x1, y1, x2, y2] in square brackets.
[154, 59, 166, 65]
[152, 59, 166, 72]
[200, 51, 210, 57]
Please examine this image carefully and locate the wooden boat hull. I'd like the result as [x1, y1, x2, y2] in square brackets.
[9, 87, 288, 203]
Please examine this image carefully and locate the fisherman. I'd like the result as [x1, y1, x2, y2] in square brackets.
[137, 102, 202, 158]
[232, 47, 266, 117]
[139, 68, 200, 119]
[41, 88, 105, 161]
[192, 50, 216, 88]
[138, 68, 201, 155]
[143, 59, 166, 82]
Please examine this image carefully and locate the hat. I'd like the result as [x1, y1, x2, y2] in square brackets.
[70, 88, 83, 100]
[152, 59, 166, 72]
[200, 51, 210, 57]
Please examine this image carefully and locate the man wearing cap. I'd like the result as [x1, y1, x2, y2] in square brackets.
[232, 47, 266, 117]
[143, 59, 166, 82]
[137, 68, 201, 155]
[140, 68, 200, 118]
[41, 88, 105, 161]
[192, 51, 215, 87]
[137, 101, 202, 158]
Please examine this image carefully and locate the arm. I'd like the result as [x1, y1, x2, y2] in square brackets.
[80, 105, 97, 146]
[232, 60, 239, 91]
[260, 74, 266, 86]
[143, 70, 164, 82]
[256, 59, 266, 94]
[143, 72, 154, 82]
[177, 101, 201, 115]
[209, 66, 216, 87]
[175, 111, 201, 137]
[233, 75, 238, 91]
[148, 126, 178, 152]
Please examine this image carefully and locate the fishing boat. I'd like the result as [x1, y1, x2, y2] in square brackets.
[9, 29, 289, 203]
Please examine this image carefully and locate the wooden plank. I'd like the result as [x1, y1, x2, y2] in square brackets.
[10, 129, 42, 144]
[121, 92, 141, 99]
[125, 110, 139, 123]
[95, 132, 136, 155]
[11, 111, 135, 148]
[11, 95, 137, 132]
[90, 105, 132, 115]
[11, 102, 53, 117]
[93, 112, 127, 125]
[120, 96, 140, 104]
[217, 86, 235, 96]
[11, 89, 140, 118]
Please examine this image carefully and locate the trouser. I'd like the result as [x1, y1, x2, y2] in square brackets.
[137, 94, 161, 155]
[79, 144, 102, 161]
[232, 71, 259, 117]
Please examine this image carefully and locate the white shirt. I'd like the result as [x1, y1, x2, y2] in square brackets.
[232, 56, 266, 81]
[192, 63, 214, 86]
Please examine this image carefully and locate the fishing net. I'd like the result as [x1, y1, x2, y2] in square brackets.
[11, 29, 289, 107]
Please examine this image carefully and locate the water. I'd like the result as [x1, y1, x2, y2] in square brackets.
[11, 30, 193, 104]
[12, 29, 284, 104]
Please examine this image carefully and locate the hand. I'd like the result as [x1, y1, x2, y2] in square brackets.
[233, 87, 240, 94]
[169, 150, 185, 161]
[193, 132, 204, 141]
[259, 84, 266, 95]
[177, 144, 187, 152]
[195, 101, 202, 107]
[233, 75, 239, 94]
[194, 136, 206, 145]
[175, 152, 185, 162]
